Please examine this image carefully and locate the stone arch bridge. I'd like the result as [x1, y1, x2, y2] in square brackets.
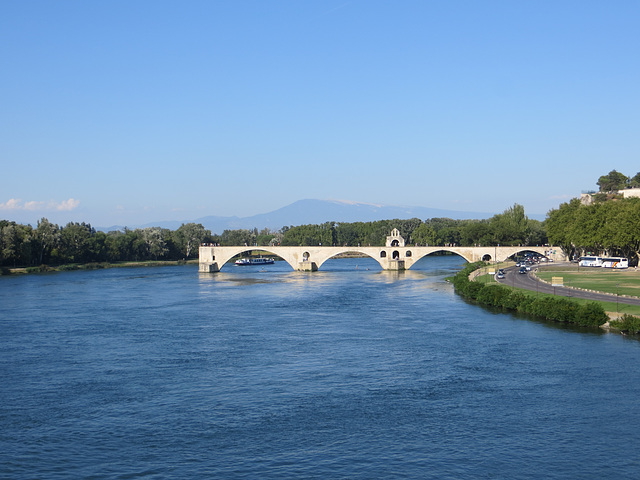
[199, 244, 565, 272]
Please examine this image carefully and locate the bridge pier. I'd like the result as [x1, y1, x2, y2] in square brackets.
[298, 261, 318, 272]
[199, 262, 219, 273]
[386, 259, 405, 271]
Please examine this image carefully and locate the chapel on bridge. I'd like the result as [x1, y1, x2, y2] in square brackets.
[386, 228, 405, 247]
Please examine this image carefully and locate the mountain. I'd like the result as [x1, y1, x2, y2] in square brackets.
[98, 199, 504, 234]
[193, 199, 495, 234]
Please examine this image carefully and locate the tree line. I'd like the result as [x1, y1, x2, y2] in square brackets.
[596, 169, 640, 192]
[546, 196, 640, 264]
[543, 168, 640, 265]
[0, 204, 544, 268]
[0, 219, 212, 268]
[278, 204, 546, 248]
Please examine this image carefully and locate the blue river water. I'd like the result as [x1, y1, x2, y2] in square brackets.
[2, 255, 640, 479]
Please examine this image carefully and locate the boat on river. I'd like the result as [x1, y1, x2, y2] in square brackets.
[235, 257, 275, 266]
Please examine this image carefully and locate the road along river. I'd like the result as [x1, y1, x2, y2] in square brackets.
[498, 263, 640, 308]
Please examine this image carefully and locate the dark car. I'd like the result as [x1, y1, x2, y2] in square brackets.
[519, 267, 527, 274]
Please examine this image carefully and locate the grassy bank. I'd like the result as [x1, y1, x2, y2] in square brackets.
[453, 262, 609, 328]
[477, 271, 640, 318]
[474, 263, 640, 334]
[534, 265, 640, 297]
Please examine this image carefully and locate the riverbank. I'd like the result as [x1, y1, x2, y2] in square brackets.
[457, 262, 610, 328]
[474, 262, 640, 334]
[1, 259, 199, 275]
[530, 265, 640, 332]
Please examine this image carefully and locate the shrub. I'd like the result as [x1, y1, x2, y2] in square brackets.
[26, 264, 52, 273]
[476, 284, 511, 307]
[574, 302, 609, 327]
[81, 263, 107, 270]
[610, 314, 640, 334]
[453, 263, 608, 328]
[58, 264, 79, 271]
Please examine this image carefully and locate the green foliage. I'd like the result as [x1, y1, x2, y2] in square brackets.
[26, 264, 53, 273]
[280, 205, 545, 248]
[597, 169, 629, 192]
[451, 264, 608, 327]
[0, 203, 549, 268]
[0, 218, 213, 268]
[174, 223, 212, 257]
[610, 314, 640, 334]
[546, 197, 640, 263]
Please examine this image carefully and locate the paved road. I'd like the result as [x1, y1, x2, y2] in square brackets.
[496, 263, 640, 307]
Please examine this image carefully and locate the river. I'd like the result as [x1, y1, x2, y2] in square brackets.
[1, 256, 640, 479]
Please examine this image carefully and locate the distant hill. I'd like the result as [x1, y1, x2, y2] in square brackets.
[99, 199, 496, 234]
[195, 199, 496, 234]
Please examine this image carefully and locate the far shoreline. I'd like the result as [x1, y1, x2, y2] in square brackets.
[1, 259, 199, 276]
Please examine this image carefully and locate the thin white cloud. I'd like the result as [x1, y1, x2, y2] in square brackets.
[23, 200, 45, 211]
[0, 198, 23, 210]
[0, 198, 80, 211]
[55, 198, 80, 211]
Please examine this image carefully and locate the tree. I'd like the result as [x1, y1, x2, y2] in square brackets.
[0, 222, 32, 267]
[597, 170, 628, 192]
[174, 223, 210, 258]
[606, 198, 640, 263]
[34, 218, 60, 264]
[459, 220, 492, 246]
[411, 222, 437, 246]
[255, 228, 277, 246]
[59, 222, 94, 263]
[220, 228, 255, 246]
[546, 199, 581, 258]
[489, 204, 530, 246]
[141, 227, 168, 260]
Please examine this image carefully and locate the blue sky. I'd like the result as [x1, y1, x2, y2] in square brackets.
[1, 1, 639, 227]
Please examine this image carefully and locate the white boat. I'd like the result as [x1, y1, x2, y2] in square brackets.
[234, 257, 275, 266]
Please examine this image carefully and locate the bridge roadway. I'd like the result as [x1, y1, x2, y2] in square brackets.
[199, 244, 565, 272]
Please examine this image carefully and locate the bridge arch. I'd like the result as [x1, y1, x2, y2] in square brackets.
[407, 248, 474, 266]
[208, 247, 297, 271]
[314, 249, 385, 270]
